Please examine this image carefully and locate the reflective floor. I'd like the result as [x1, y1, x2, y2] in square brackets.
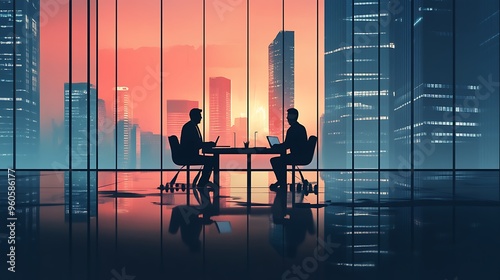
[1, 171, 500, 280]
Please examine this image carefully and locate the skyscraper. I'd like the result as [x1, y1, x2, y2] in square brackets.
[64, 83, 97, 169]
[114, 86, 138, 169]
[209, 77, 231, 146]
[323, 1, 390, 169]
[390, 0, 490, 169]
[268, 31, 294, 139]
[0, 0, 40, 168]
[166, 99, 198, 137]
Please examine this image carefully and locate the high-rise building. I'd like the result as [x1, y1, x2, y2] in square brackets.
[268, 31, 294, 139]
[323, 2, 390, 169]
[166, 99, 198, 137]
[390, 0, 492, 169]
[64, 83, 97, 169]
[114, 87, 138, 169]
[209, 77, 231, 146]
[0, 0, 40, 168]
[476, 1, 499, 168]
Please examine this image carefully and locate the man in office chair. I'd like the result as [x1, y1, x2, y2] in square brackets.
[270, 108, 308, 192]
[181, 108, 216, 203]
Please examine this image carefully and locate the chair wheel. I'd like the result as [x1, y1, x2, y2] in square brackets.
[157, 184, 165, 192]
[308, 184, 313, 193]
[289, 184, 294, 192]
[181, 184, 186, 192]
[297, 183, 302, 192]
[175, 184, 180, 191]
[169, 184, 175, 193]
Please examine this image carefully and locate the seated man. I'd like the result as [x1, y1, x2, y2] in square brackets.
[180, 108, 216, 195]
[270, 108, 308, 192]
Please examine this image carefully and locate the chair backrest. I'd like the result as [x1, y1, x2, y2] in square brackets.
[168, 135, 184, 166]
[303, 135, 317, 165]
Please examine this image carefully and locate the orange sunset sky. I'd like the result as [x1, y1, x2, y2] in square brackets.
[40, 0, 325, 143]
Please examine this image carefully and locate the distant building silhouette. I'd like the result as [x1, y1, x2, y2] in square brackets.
[167, 99, 198, 137]
[0, 0, 40, 168]
[97, 98, 106, 131]
[231, 117, 247, 147]
[114, 87, 139, 169]
[141, 131, 166, 168]
[269, 31, 294, 139]
[209, 77, 231, 146]
[64, 83, 97, 169]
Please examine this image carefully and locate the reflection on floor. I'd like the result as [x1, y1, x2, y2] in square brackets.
[0, 171, 499, 280]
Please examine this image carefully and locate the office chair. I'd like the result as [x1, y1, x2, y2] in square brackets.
[289, 136, 318, 196]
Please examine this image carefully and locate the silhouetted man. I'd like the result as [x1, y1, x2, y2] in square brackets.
[181, 108, 216, 192]
[270, 108, 308, 191]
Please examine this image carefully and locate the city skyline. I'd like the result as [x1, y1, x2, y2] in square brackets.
[0, 0, 498, 170]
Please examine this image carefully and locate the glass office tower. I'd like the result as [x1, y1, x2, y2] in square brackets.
[269, 31, 294, 139]
[0, 0, 40, 169]
[64, 83, 97, 169]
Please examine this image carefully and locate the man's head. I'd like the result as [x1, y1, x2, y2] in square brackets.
[286, 108, 299, 125]
[189, 108, 203, 124]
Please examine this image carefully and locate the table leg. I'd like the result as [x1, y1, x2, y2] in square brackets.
[214, 154, 220, 187]
[247, 153, 251, 209]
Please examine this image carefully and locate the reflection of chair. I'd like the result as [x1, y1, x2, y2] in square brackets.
[290, 136, 318, 196]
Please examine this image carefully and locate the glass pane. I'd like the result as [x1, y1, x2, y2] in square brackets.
[14, 0, 41, 168]
[455, 0, 499, 168]
[353, 0, 379, 169]
[97, 0, 117, 169]
[284, 0, 319, 170]
[413, 0, 454, 169]
[323, 0, 353, 169]
[249, 0, 282, 170]
[162, 0, 203, 169]
[389, 0, 412, 170]
[0, 1, 15, 169]
[117, 0, 160, 169]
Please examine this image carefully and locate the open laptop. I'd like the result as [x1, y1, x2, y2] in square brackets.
[212, 136, 230, 148]
[266, 136, 280, 147]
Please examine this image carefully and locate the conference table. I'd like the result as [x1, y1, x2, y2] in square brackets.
[202, 146, 283, 206]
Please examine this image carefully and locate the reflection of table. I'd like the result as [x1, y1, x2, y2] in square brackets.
[202, 147, 283, 205]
